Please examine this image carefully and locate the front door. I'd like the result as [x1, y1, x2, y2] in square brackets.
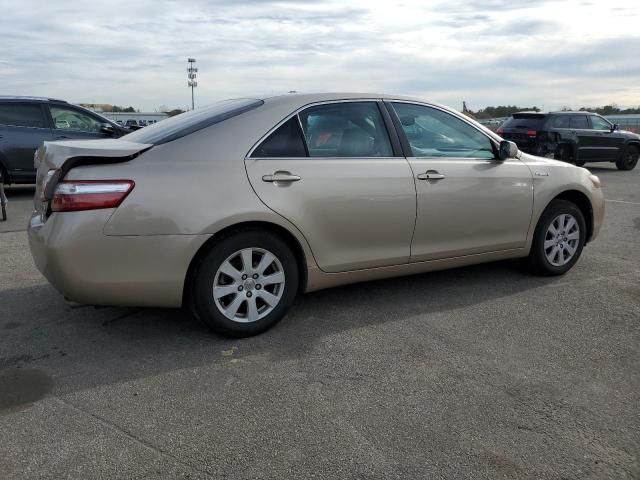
[388, 102, 534, 262]
[585, 115, 626, 161]
[244, 101, 416, 273]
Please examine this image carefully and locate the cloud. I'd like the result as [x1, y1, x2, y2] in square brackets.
[0, 0, 638, 111]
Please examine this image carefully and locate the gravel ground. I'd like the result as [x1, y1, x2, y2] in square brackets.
[0, 164, 638, 479]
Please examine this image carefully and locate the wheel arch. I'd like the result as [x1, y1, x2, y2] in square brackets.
[550, 190, 594, 243]
[182, 220, 309, 307]
[622, 139, 640, 153]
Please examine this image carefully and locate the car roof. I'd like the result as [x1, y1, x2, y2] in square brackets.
[260, 92, 453, 110]
[547, 111, 597, 115]
[0, 95, 68, 103]
[255, 92, 502, 142]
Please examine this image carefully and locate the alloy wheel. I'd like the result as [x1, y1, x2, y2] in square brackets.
[213, 248, 285, 323]
[544, 214, 580, 267]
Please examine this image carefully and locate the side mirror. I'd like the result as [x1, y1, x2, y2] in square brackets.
[611, 123, 619, 132]
[100, 123, 115, 136]
[498, 140, 518, 160]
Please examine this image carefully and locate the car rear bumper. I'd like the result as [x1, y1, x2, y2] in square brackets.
[28, 210, 210, 307]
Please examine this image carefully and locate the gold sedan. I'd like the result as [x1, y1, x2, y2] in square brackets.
[28, 93, 604, 337]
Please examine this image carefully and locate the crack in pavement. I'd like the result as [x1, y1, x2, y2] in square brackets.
[53, 397, 214, 479]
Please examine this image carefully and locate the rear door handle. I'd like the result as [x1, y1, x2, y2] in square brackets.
[262, 171, 301, 183]
[417, 171, 445, 181]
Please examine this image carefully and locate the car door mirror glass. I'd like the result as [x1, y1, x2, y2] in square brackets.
[499, 140, 518, 160]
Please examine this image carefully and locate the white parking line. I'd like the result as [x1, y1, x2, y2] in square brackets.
[605, 199, 640, 205]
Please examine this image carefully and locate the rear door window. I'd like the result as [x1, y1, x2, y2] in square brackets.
[570, 115, 589, 129]
[298, 102, 393, 157]
[0, 103, 46, 128]
[251, 117, 307, 157]
[551, 116, 570, 128]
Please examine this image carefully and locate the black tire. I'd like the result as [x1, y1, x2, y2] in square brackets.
[525, 199, 586, 276]
[616, 144, 639, 171]
[191, 230, 298, 337]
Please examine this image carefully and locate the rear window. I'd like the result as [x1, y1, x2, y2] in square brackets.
[0, 103, 46, 128]
[502, 113, 547, 130]
[124, 98, 264, 145]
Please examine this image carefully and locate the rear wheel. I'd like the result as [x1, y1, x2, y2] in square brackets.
[616, 145, 639, 171]
[191, 230, 298, 337]
[525, 199, 586, 276]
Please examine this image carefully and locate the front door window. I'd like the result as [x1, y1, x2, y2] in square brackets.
[50, 106, 103, 133]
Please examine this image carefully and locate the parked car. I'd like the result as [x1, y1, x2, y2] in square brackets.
[497, 111, 640, 170]
[29, 93, 604, 337]
[0, 96, 131, 184]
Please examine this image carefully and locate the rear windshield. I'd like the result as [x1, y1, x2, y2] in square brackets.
[502, 114, 547, 129]
[124, 98, 264, 145]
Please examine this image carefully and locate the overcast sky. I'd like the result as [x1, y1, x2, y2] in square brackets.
[0, 0, 638, 112]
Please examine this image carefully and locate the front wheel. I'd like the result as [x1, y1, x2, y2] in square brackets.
[525, 199, 586, 276]
[191, 230, 299, 337]
[616, 145, 639, 171]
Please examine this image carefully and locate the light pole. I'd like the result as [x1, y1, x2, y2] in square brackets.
[187, 58, 197, 110]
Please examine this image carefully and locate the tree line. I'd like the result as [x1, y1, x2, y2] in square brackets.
[469, 104, 640, 119]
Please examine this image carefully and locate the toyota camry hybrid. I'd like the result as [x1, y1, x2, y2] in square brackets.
[28, 93, 604, 337]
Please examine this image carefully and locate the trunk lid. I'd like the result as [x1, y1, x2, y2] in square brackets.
[34, 138, 152, 216]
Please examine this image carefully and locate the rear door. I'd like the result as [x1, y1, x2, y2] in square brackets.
[0, 102, 53, 181]
[46, 103, 110, 141]
[569, 114, 600, 161]
[389, 102, 533, 262]
[244, 100, 417, 273]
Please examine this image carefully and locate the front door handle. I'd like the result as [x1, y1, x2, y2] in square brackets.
[55, 135, 70, 140]
[262, 171, 301, 183]
[417, 170, 445, 181]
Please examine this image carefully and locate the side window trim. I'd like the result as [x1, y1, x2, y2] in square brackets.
[383, 101, 412, 157]
[385, 100, 499, 160]
[377, 101, 404, 157]
[295, 114, 310, 157]
[247, 99, 403, 159]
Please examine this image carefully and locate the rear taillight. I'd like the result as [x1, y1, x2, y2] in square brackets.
[527, 130, 537, 137]
[496, 127, 504, 135]
[51, 180, 134, 212]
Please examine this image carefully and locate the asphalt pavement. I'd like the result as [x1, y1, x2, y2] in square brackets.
[0, 164, 638, 479]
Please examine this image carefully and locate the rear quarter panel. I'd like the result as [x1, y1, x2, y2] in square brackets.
[65, 103, 318, 268]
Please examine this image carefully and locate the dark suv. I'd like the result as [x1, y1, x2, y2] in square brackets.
[497, 111, 640, 170]
[0, 96, 130, 184]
